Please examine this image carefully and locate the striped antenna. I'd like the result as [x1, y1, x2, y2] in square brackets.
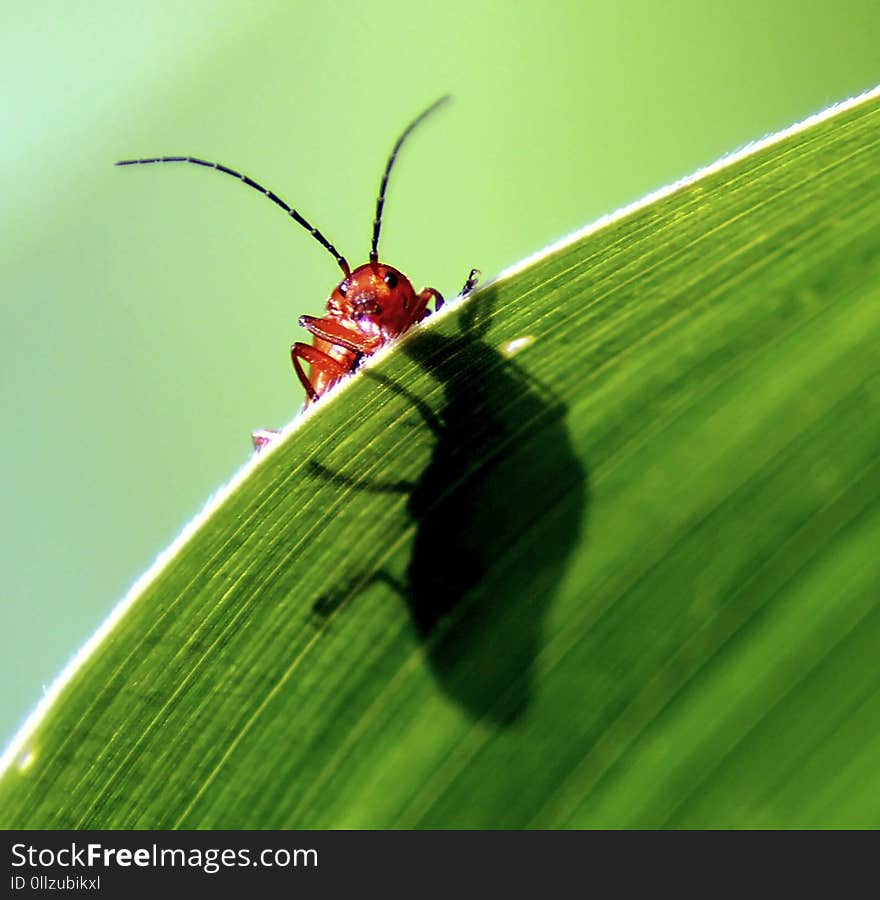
[115, 155, 351, 276]
[370, 96, 450, 264]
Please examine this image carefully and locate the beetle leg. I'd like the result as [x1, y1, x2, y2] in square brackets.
[290, 342, 348, 401]
[416, 287, 444, 319]
[252, 428, 280, 451]
[299, 315, 379, 353]
[461, 267, 480, 295]
[418, 269, 479, 320]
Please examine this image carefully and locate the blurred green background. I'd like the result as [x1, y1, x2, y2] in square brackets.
[1, 0, 878, 750]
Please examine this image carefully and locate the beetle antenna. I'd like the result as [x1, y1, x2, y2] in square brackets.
[370, 95, 450, 264]
[115, 156, 351, 276]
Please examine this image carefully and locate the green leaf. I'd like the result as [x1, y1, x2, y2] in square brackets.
[3, 87, 880, 828]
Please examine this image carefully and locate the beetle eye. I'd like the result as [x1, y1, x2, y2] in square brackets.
[383, 272, 398, 289]
[338, 282, 348, 297]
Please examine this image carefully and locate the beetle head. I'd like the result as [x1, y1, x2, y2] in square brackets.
[329, 262, 417, 339]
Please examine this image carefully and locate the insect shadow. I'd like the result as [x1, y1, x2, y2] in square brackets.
[311, 287, 588, 725]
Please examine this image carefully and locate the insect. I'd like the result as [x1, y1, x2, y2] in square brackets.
[117, 96, 478, 447]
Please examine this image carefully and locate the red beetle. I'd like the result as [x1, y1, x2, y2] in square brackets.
[117, 96, 478, 446]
